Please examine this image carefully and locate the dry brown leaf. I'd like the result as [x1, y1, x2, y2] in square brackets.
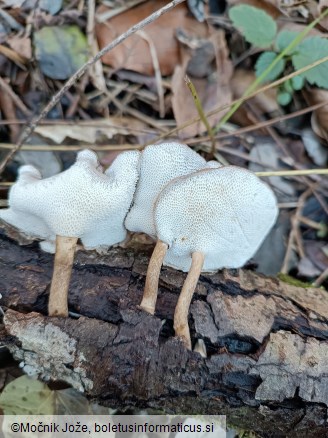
[7, 35, 32, 61]
[277, 21, 322, 36]
[303, 88, 328, 144]
[172, 30, 232, 138]
[96, 1, 208, 76]
[34, 117, 148, 144]
[318, 0, 328, 30]
[230, 69, 280, 127]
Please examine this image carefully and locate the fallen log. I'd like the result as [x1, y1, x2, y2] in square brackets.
[0, 221, 327, 437]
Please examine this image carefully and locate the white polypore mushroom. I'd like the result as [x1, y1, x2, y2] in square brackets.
[0, 149, 140, 316]
[149, 166, 278, 348]
[125, 141, 216, 314]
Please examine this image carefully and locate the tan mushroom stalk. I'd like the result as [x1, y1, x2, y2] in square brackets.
[0, 149, 140, 316]
[149, 166, 278, 348]
[125, 141, 219, 314]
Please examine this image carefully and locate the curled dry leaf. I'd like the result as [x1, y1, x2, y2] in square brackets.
[172, 30, 232, 138]
[303, 88, 328, 144]
[96, 0, 207, 76]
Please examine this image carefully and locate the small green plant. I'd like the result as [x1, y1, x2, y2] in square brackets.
[229, 5, 328, 105]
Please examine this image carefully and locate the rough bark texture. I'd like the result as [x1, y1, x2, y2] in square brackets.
[0, 221, 328, 437]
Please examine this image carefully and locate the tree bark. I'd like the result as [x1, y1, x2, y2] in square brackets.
[0, 221, 328, 438]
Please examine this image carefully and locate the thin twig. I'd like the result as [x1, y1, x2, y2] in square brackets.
[137, 30, 165, 118]
[313, 267, 328, 288]
[0, 0, 186, 177]
[255, 169, 328, 177]
[281, 188, 312, 274]
[0, 77, 31, 117]
[298, 216, 327, 232]
[0, 143, 141, 151]
[184, 75, 217, 157]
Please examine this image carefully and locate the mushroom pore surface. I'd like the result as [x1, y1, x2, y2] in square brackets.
[154, 166, 278, 272]
[125, 142, 209, 238]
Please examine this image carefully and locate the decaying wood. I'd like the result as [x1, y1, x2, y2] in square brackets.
[0, 221, 328, 437]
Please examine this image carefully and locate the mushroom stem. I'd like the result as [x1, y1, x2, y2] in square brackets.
[140, 239, 168, 314]
[48, 235, 78, 317]
[174, 251, 205, 349]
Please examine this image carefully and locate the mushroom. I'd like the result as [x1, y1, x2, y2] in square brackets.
[125, 142, 209, 237]
[146, 166, 278, 348]
[125, 141, 219, 313]
[0, 149, 140, 316]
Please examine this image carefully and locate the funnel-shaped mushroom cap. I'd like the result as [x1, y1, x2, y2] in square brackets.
[0, 149, 140, 250]
[125, 142, 207, 237]
[154, 166, 278, 272]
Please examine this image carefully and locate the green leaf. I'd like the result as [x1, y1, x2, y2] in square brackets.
[292, 36, 328, 88]
[34, 25, 88, 80]
[0, 376, 55, 415]
[229, 5, 277, 48]
[255, 51, 285, 81]
[275, 30, 300, 54]
[291, 75, 304, 90]
[283, 79, 294, 94]
[277, 90, 292, 106]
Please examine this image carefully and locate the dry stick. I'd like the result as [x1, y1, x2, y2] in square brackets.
[313, 267, 328, 288]
[299, 215, 327, 232]
[312, 189, 328, 216]
[174, 251, 205, 350]
[0, 76, 31, 117]
[0, 0, 186, 176]
[0, 143, 141, 151]
[137, 30, 165, 118]
[281, 188, 313, 274]
[140, 240, 168, 314]
[48, 235, 78, 317]
[255, 169, 328, 177]
[87, 0, 107, 92]
[184, 75, 217, 159]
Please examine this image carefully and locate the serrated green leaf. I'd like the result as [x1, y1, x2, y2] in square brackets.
[34, 25, 88, 80]
[229, 5, 277, 48]
[275, 30, 300, 54]
[291, 75, 304, 90]
[292, 37, 328, 88]
[0, 376, 55, 415]
[277, 90, 292, 106]
[255, 51, 285, 82]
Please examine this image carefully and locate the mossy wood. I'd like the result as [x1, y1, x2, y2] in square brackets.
[0, 221, 327, 438]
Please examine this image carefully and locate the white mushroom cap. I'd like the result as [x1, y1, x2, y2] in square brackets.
[154, 166, 278, 272]
[0, 149, 140, 250]
[125, 142, 207, 237]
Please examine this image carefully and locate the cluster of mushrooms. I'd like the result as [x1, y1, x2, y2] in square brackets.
[0, 142, 278, 349]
